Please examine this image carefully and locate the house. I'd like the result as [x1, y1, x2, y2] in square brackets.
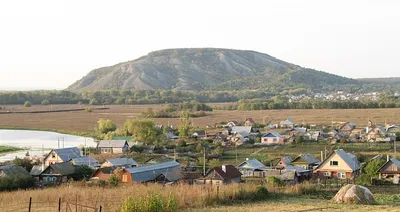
[0, 164, 30, 177]
[101, 158, 138, 168]
[275, 156, 293, 168]
[197, 165, 242, 185]
[121, 160, 183, 183]
[261, 132, 286, 145]
[221, 127, 232, 136]
[339, 122, 356, 136]
[192, 130, 206, 139]
[69, 156, 100, 169]
[314, 149, 360, 179]
[378, 158, 400, 184]
[182, 172, 203, 184]
[283, 165, 312, 182]
[44, 147, 82, 166]
[213, 133, 228, 146]
[288, 127, 307, 136]
[97, 140, 129, 154]
[280, 118, 295, 128]
[291, 154, 320, 170]
[367, 126, 389, 142]
[244, 118, 255, 127]
[237, 159, 270, 177]
[231, 126, 257, 138]
[165, 132, 179, 140]
[386, 125, 400, 140]
[39, 162, 75, 185]
[91, 167, 114, 181]
[226, 121, 239, 127]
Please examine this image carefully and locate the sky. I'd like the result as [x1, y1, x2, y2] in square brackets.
[0, 0, 399, 90]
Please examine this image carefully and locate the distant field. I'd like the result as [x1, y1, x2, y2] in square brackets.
[0, 104, 399, 133]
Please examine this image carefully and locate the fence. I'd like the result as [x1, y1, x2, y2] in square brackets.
[0, 197, 103, 212]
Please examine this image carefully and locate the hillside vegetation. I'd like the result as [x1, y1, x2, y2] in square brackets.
[67, 48, 358, 91]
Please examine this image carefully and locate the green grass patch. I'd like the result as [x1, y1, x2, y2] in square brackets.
[0, 146, 23, 153]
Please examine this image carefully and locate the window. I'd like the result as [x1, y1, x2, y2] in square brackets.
[273, 138, 277, 142]
[323, 172, 331, 177]
[52, 153, 56, 158]
[330, 161, 338, 166]
[337, 172, 346, 179]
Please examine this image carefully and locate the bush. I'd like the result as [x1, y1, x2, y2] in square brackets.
[109, 174, 120, 186]
[253, 186, 269, 200]
[121, 192, 177, 212]
[0, 174, 35, 191]
[85, 108, 93, 113]
[41, 99, 50, 105]
[24, 101, 31, 107]
[267, 176, 282, 186]
[71, 165, 94, 181]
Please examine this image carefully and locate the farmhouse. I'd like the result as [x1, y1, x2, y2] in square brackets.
[237, 159, 270, 177]
[314, 149, 359, 179]
[244, 118, 255, 127]
[91, 167, 114, 181]
[378, 158, 400, 184]
[38, 162, 75, 185]
[367, 126, 389, 142]
[275, 156, 293, 168]
[197, 165, 242, 185]
[101, 158, 138, 168]
[97, 140, 129, 154]
[280, 118, 295, 128]
[261, 132, 286, 145]
[44, 147, 82, 166]
[339, 122, 356, 136]
[121, 160, 183, 183]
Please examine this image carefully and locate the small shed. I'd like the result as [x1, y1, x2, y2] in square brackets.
[97, 140, 129, 154]
[197, 165, 242, 185]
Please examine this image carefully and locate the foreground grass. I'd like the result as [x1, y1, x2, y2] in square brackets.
[0, 145, 23, 154]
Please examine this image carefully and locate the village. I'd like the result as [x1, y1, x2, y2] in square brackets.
[1, 117, 399, 189]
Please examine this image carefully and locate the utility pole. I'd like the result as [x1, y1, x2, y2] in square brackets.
[203, 147, 206, 176]
[235, 144, 238, 165]
[394, 139, 397, 154]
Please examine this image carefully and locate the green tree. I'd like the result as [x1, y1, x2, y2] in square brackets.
[71, 165, 94, 181]
[24, 101, 31, 107]
[12, 158, 34, 172]
[295, 136, 304, 144]
[95, 118, 117, 134]
[196, 143, 203, 153]
[41, 99, 50, 105]
[215, 146, 223, 155]
[178, 111, 192, 137]
[123, 119, 165, 145]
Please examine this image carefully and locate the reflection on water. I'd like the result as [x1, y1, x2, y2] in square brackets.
[0, 130, 96, 162]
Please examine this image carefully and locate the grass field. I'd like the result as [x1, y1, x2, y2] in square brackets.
[0, 104, 399, 133]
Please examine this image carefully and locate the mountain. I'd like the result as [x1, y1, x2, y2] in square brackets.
[358, 77, 400, 84]
[67, 48, 358, 91]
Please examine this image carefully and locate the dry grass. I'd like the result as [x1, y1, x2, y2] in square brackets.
[0, 104, 399, 132]
[0, 183, 262, 212]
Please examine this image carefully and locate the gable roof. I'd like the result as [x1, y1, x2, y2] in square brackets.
[165, 132, 179, 139]
[206, 165, 242, 180]
[97, 140, 128, 148]
[30, 165, 44, 176]
[316, 149, 359, 171]
[70, 156, 100, 168]
[231, 126, 252, 137]
[0, 164, 30, 176]
[106, 158, 137, 167]
[47, 162, 75, 175]
[124, 160, 183, 183]
[45, 147, 81, 162]
[262, 132, 285, 138]
[378, 158, 400, 172]
[278, 156, 293, 166]
[245, 118, 255, 123]
[237, 159, 269, 170]
[292, 153, 320, 165]
[280, 118, 295, 125]
[93, 167, 113, 176]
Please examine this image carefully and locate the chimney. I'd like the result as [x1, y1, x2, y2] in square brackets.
[387, 154, 390, 162]
[222, 165, 226, 173]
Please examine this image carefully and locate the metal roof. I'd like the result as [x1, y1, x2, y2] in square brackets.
[106, 158, 138, 167]
[296, 153, 320, 164]
[262, 132, 285, 138]
[335, 149, 360, 171]
[280, 118, 295, 125]
[237, 159, 270, 170]
[165, 132, 179, 139]
[390, 158, 400, 168]
[30, 165, 44, 176]
[231, 126, 252, 137]
[280, 156, 293, 166]
[48, 162, 75, 176]
[97, 140, 128, 148]
[0, 164, 30, 176]
[124, 160, 183, 183]
[70, 156, 100, 168]
[52, 147, 82, 162]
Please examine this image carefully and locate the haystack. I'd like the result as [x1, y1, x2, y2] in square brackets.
[331, 184, 376, 205]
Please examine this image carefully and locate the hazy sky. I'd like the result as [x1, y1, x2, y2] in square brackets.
[0, 0, 399, 90]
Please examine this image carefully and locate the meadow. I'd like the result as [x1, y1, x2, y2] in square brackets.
[0, 104, 399, 133]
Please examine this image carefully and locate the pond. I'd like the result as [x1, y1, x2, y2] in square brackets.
[0, 129, 96, 162]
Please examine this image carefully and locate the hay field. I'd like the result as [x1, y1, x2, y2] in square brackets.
[0, 104, 399, 132]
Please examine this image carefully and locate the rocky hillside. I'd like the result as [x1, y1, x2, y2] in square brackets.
[68, 48, 358, 91]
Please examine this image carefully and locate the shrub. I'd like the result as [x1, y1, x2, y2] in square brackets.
[85, 108, 93, 113]
[41, 99, 50, 105]
[24, 101, 31, 107]
[0, 175, 35, 191]
[253, 186, 269, 200]
[109, 174, 120, 186]
[71, 165, 94, 181]
[267, 176, 282, 186]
